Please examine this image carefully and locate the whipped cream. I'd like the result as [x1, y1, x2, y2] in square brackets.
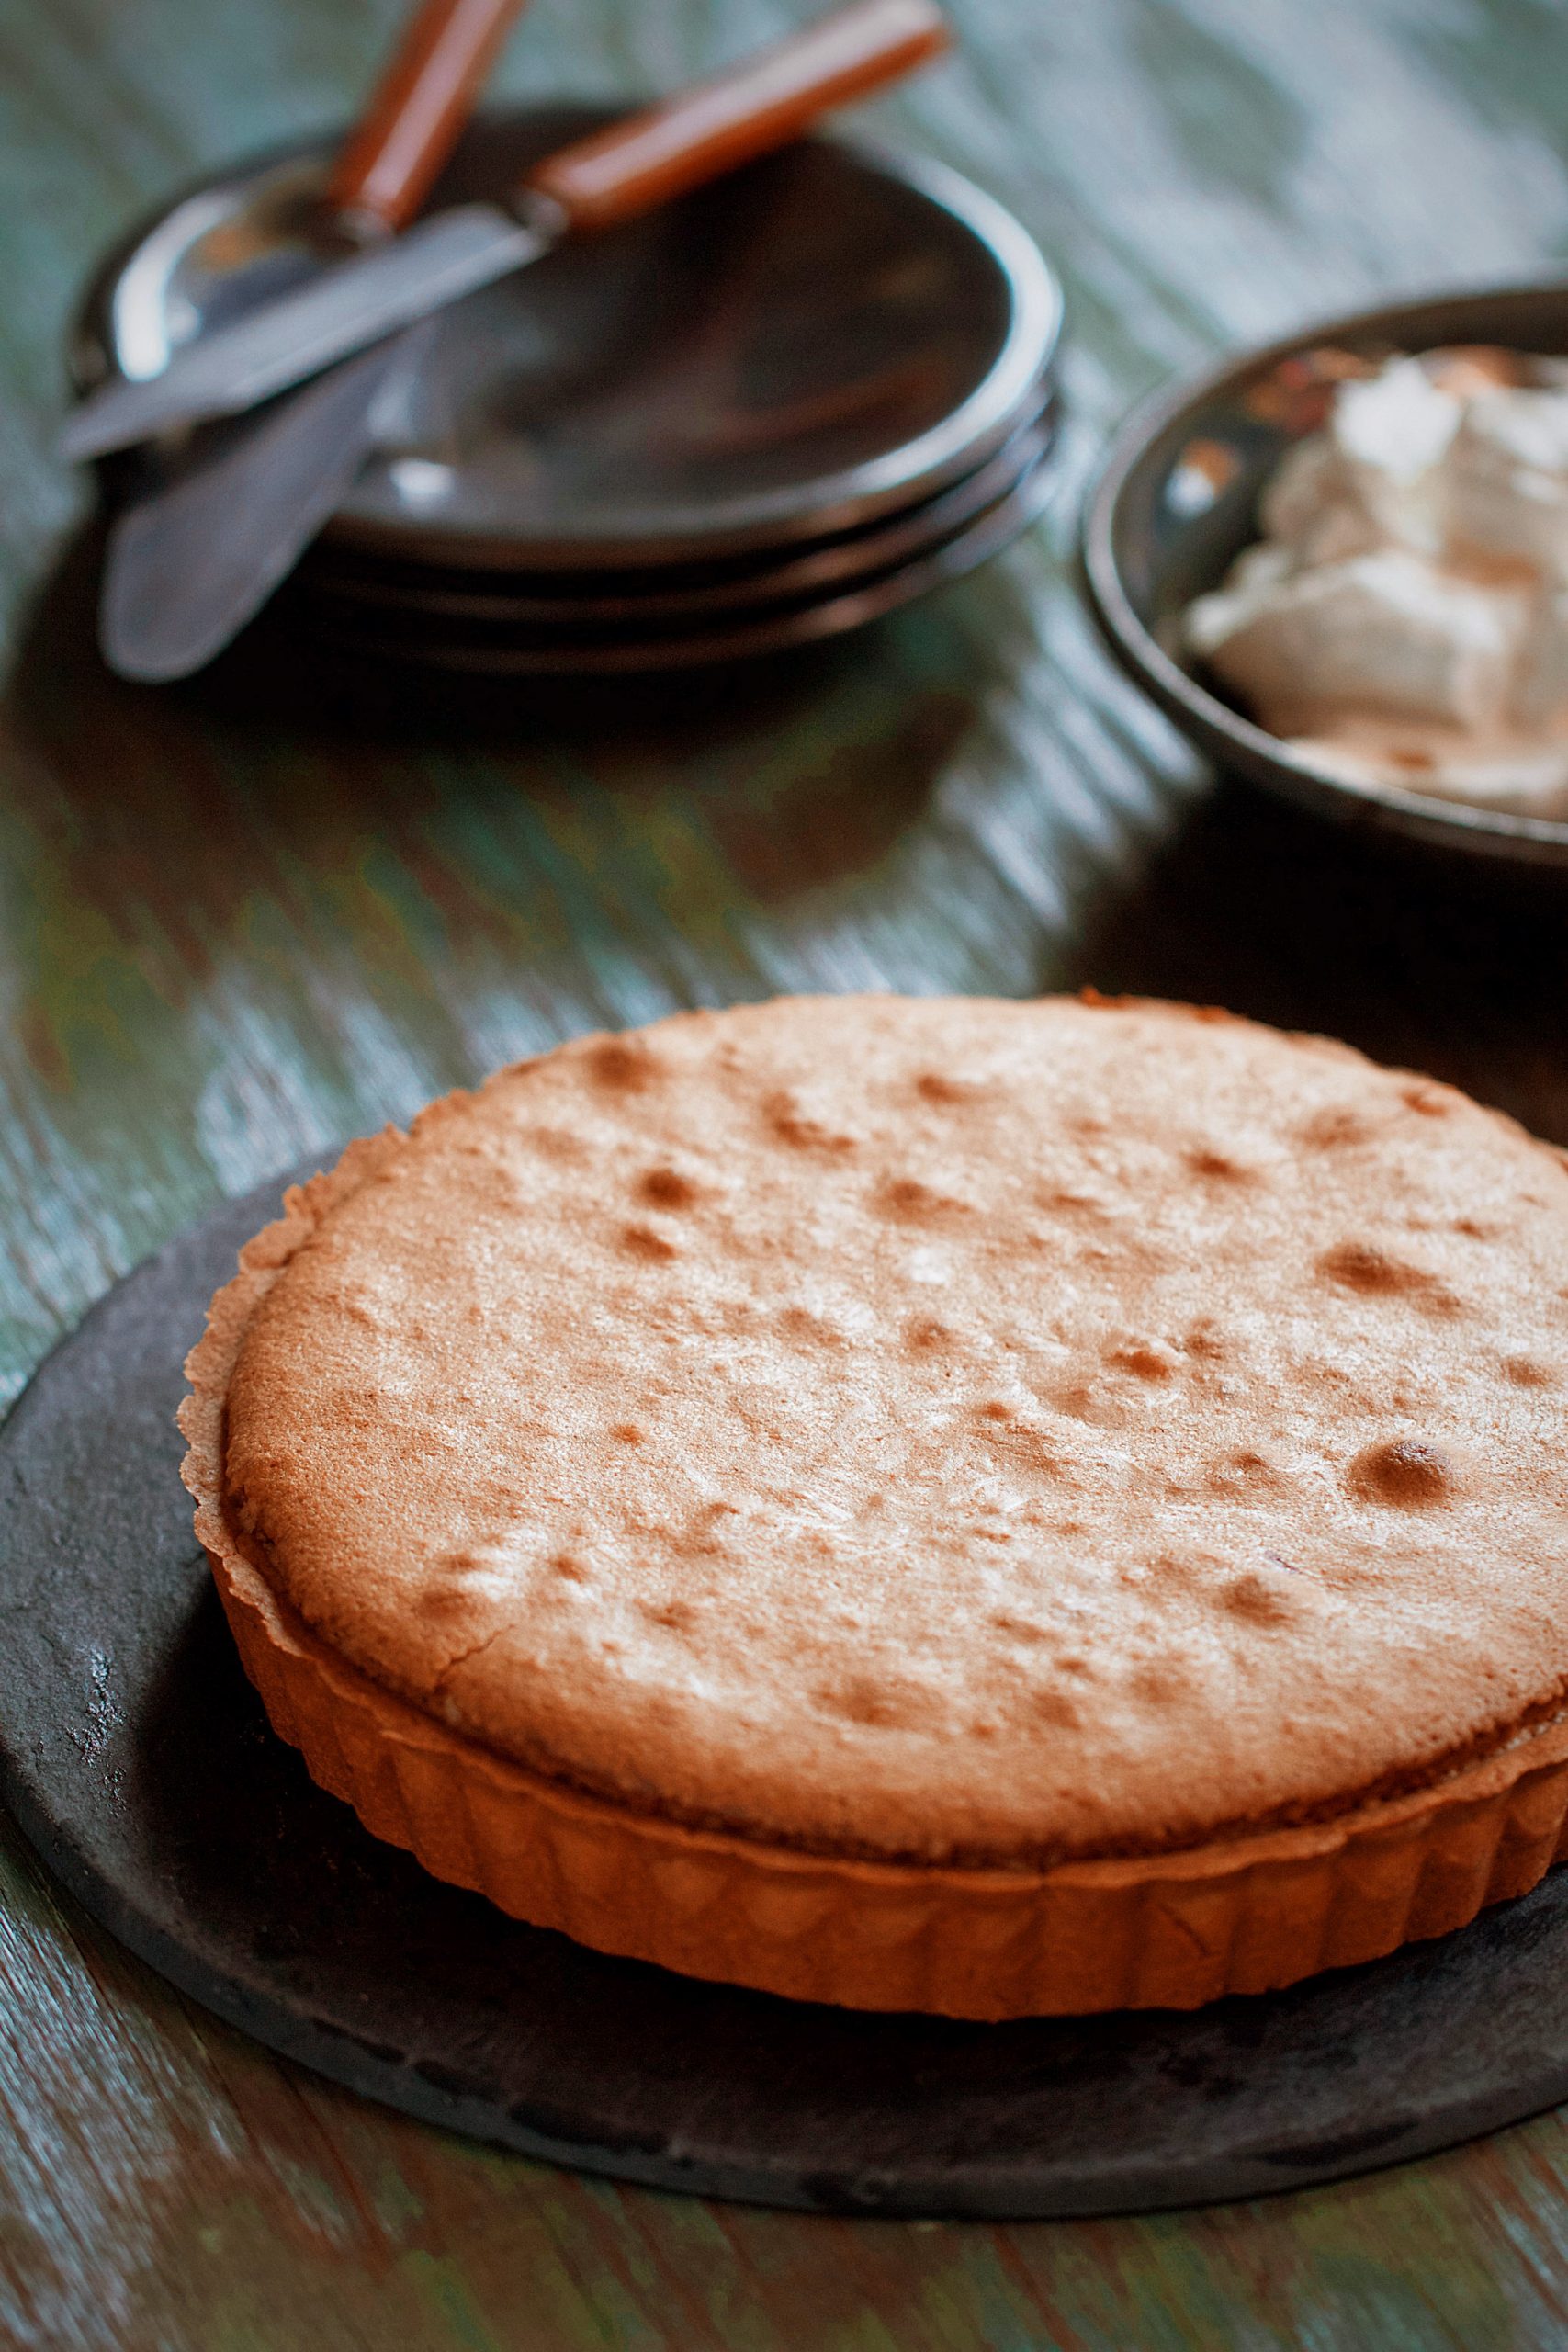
[1184, 349, 1568, 812]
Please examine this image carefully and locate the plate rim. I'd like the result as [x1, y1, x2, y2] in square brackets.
[300, 439, 1059, 672]
[297, 401, 1058, 622]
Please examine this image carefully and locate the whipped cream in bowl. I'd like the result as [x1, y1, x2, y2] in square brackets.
[1082, 285, 1568, 866]
[1183, 347, 1568, 815]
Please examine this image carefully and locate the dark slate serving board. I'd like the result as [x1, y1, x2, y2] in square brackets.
[2, 1160, 1566, 2220]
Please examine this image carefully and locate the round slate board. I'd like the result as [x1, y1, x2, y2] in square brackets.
[3, 1163, 1568, 2218]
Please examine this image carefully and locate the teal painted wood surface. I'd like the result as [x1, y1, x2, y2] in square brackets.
[6, 1, 1568, 2344]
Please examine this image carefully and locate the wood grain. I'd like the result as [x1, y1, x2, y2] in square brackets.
[6, 0, 1568, 2344]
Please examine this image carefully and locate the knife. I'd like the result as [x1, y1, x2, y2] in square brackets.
[324, 0, 535, 242]
[62, 0, 951, 465]
[96, 0, 531, 681]
[99, 338, 426, 682]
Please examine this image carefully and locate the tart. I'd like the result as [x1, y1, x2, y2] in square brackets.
[181, 993, 1568, 2018]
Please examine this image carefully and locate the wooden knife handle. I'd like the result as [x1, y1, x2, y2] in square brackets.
[325, 0, 530, 236]
[521, 0, 949, 235]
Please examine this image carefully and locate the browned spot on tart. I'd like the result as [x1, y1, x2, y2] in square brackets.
[1348, 1437, 1461, 1509]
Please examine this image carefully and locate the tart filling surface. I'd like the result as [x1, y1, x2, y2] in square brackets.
[208, 994, 1568, 1878]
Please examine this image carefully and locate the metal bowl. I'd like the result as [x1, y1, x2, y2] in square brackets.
[1082, 280, 1568, 871]
[78, 107, 1063, 572]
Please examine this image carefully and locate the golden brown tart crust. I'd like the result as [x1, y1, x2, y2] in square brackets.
[183, 995, 1568, 2014]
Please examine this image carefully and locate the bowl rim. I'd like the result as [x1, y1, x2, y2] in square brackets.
[1081, 274, 1568, 864]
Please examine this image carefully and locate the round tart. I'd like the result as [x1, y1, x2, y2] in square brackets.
[182, 993, 1568, 2018]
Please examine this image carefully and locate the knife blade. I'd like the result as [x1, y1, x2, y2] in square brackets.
[99, 335, 416, 682]
[61, 0, 949, 464]
[66, 207, 548, 464]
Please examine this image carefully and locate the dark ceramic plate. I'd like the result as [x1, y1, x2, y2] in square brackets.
[7, 1163, 1568, 2218]
[1082, 281, 1568, 871]
[299, 445, 1057, 673]
[76, 109, 1062, 571]
[297, 398, 1057, 626]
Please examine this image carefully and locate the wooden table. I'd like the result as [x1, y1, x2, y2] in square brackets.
[7, 1, 1568, 2343]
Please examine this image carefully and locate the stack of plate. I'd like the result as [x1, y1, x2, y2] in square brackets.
[78, 110, 1065, 674]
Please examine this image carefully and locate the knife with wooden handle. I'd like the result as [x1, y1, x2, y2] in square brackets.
[326, 0, 531, 238]
[63, 0, 950, 463]
[97, 0, 530, 682]
[94, 0, 950, 683]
